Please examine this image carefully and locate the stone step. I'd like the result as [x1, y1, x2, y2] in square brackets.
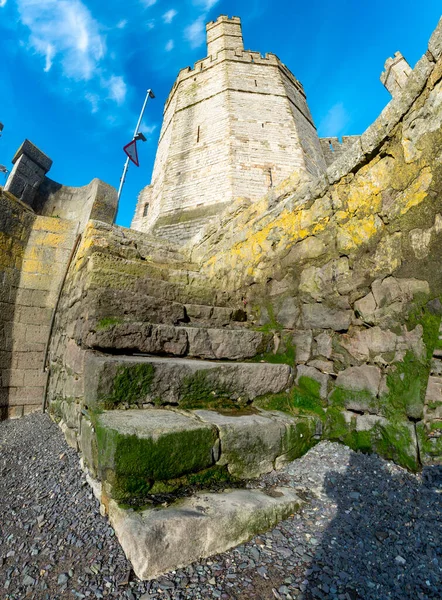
[80, 405, 313, 580]
[84, 352, 293, 411]
[81, 407, 318, 504]
[105, 486, 304, 581]
[85, 322, 271, 360]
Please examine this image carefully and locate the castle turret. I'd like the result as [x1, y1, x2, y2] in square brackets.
[381, 51, 412, 96]
[206, 15, 244, 57]
[132, 15, 326, 242]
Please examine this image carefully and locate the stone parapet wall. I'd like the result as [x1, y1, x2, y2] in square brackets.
[320, 136, 361, 167]
[0, 191, 36, 419]
[0, 170, 118, 420]
[0, 192, 79, 419]
[34, 177, 118, 231]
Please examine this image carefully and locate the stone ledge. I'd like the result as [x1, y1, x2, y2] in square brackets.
[107, 486, 304, 580]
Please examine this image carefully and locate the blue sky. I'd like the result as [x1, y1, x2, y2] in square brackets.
[0, 0, 441, 228]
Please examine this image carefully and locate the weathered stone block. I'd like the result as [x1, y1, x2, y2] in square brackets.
[195, 409, 284, 478]
[429, 18, 442, 60]
[95, 409, 218, 501]
[301, 304, 352, 332]
[107, 487, 303, 580]
[296, 364, 329, 400]
[84, 353, 293, 410]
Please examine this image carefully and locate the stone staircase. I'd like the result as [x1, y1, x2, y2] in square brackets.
[74, 349, 319, 580]
[52, 223, 317, 580]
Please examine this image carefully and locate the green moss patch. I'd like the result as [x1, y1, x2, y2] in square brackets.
[179, 370, 240, 410]
[95, 417, 217, 503]
[96, 317, 123, 331]
[99, 363, 155, 409]
[255, 377, 325, 419]
[329, 386, 379, 414]
[324, 409, 419, 471]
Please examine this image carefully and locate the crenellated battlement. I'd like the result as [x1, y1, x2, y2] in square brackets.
[164, 50, 305, 116]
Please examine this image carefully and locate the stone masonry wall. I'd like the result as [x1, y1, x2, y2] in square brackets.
[34, 177, 118, 232]
[1, 191, 79, 419]
[0, 172, 118, 420]
[0, 191, 35, 419]
[187, 19, 442, 466]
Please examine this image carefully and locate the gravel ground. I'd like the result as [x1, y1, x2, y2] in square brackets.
[1, 414, 441, 600]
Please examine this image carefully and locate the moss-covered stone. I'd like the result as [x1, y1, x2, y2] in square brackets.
[99, 363, 155, 409]
[179, 370, 239, 410]
[95, 410, 217, 503]
[254, 378, 326, 419]
[324, 409, 419, 471]
[96, 317, 124, 331]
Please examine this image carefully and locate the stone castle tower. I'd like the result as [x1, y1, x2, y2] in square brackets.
[132, 15, 327, 241]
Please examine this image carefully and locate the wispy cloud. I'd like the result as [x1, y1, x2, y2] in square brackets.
[85, 92, 99, 113]
[318, 102, 350, 137]
[193, 0, 220, 10]
[17, 0, 105, 81]
[163, 9, 177, 24]
[105, 75, 127, 105]
[185, 0, 220, 48]
[117, 19, 128, 29]
[141, 0, 157, 7]
[185, 15, 206, 48]
[0, 0, 7, 7]
[142, 124, 157, 136]
[165, 39, 174, 51]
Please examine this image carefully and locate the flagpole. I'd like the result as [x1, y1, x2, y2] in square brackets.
[117, 89, 155, 202]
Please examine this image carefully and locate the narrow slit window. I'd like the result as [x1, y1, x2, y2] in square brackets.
[197, 125, 201, 143]
[267, 168, 273, 188]
[143, 203, 149, 217]
[255, 79, 258, 87]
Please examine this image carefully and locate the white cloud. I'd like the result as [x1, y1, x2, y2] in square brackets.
[85, 92, 99, 113]
[146, 20, 155, 30]
[193, 0, 220, 10]
[142, 124, 157, 136]
[117, 19, 128, 29]
[318, 102, 350, 137]
[106, 75, 127, 104]
[44, 43, 55, 71]
[17, 0, 105, 80]
[185, 15, 206, 48]
[165, 39, 174, 51]
[142, 0, 157, 7]
[0, 0, 7, 7]
[163, 9, 177, 24]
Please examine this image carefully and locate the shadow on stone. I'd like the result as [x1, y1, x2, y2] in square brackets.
[304, 453, 442, 599]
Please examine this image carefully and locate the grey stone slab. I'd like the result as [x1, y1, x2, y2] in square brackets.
[84, 352, 293, 409]
[107, 487, 304, 580]
[194, 409, 285, 478]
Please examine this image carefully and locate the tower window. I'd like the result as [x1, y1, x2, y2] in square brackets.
[255, 79, 258, 87]
[197, 125, 201, 143]
[267, 168, 273, 188]
[143, 203, 149, 217]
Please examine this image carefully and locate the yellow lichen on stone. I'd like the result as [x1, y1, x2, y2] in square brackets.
[394, 167, 433, 217]
[337, 214, 384, 253]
